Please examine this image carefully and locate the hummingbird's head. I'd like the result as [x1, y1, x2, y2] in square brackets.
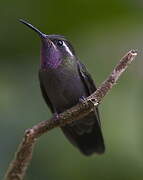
[19, 19, 76, 69]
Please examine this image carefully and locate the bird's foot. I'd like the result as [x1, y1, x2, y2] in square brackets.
[53, 112, 59, 119]
[79, 96, 86, 103]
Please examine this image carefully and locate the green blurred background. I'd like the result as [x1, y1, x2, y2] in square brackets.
[1, 0, 143, 179]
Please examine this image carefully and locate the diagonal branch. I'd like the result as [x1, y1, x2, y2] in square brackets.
[4, 50, 137, 180]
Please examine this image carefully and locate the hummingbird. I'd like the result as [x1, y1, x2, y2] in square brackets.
[20, 19, 105, 156]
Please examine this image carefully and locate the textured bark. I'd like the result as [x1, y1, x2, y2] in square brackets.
[4, 50, 137, 180]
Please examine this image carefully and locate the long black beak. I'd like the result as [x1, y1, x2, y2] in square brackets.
[19, 19, 46, 39]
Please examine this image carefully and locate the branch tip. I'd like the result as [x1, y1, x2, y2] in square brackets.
[130, 49, 138, 55]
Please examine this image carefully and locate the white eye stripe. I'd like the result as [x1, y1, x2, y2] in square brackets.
[62, 41, 73, 57]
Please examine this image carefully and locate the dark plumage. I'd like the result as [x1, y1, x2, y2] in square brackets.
[20, 19, 105, 156]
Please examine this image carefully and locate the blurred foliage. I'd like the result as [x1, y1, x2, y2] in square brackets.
[1, 0, 143, 179]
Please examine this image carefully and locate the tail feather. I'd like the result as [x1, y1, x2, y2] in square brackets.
[61, 114, 105, 156]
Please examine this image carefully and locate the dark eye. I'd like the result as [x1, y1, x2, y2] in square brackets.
[57, 40, 63, 47]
